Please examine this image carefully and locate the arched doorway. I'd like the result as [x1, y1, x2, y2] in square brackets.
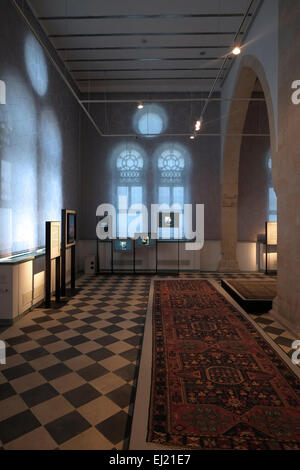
[219, 55, 277, 272]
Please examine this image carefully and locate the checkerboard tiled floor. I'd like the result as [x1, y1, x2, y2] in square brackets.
[251, 313, 297, 360]
[0, 272, 297, 450]
[0, 275, 150, 450]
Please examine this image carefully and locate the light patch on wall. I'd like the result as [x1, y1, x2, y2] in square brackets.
[0, 73, 38, 254]
[0, 208, 12, 256]
[110, 142, 147, 236]
[133, 104, 167, 137]
[24, 35, 48, 96]
[0, 80, 6, 105]
[154, 142, 191, 239]
[39, 108, 62, 245]
[0, 160, 11, 201]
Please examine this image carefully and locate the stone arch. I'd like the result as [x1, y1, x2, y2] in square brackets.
[219, 54, 277, 272]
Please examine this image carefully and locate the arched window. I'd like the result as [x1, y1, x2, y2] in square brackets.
[113, 144, 145, 238]
[155, 143, 189, 239]
[158, 148, 185, 182]
[267, 155, 277, 222]
[117, 147, 143, 181]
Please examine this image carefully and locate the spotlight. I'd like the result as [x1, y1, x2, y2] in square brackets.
[195, 120, 202, 132]
[190, 135, 195, 140]
[232, 46, 241, 56]
[137, 102, 144, 109]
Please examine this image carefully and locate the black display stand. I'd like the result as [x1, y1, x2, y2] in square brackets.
[134, 235, 157, 274]
[45, 221, 66, 309]
[61, 209, 79, 298]
[97, 237, 186, 274]
[156, 239, 180, 275]
[97, 239, 113, 274]
[112, 239, 135, 274]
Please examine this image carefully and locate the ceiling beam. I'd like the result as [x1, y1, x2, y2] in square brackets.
[76, 77, 223, 82]
[81, 98, 266, 103]
[38, 13, 252, 21]
[49, 31, 244, 38]
[70, 68, 225, 72]
[57, 46, 231, 51]
[64, 57, 231, 63]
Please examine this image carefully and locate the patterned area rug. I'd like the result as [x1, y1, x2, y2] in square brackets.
[148, 280, 300, 450]
[224, 280, 277, 300]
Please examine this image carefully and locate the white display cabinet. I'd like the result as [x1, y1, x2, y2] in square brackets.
[0, 255, 34, 325]
[0, 250, 46, 325]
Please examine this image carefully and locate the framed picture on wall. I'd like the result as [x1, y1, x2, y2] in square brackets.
[114, 239, 133, 252]
[158, 212, 179, 228]
[62, 209, 77, 248]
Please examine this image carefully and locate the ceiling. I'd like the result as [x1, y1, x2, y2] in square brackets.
[26, 0, 261, 93]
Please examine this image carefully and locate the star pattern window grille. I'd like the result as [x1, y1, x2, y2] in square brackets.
[116, 149, 143, 182]
[158, 149, 185, 182]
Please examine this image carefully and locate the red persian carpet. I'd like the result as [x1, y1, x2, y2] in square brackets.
[148, 280, 300, 450]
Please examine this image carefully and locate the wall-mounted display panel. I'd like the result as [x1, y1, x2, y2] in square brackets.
[50, 221, 61, 260]
[266, 222, 278, 245]
[62, 210, 76, 248]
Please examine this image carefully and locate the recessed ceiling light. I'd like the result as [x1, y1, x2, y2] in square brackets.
[137, 102, 144, 109]
[232, 46, 241, 56]
[190, 135, 195, 140]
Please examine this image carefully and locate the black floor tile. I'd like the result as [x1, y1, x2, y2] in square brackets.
[7, 335, 30, 346]
[255, 317, 274, 326]
[124, 335, 142, 347]
[128, 325, 144, 335]
[58, 316, 76, 324]
[96, 411, 129, 445]
[114, 364, 137, 382]
[63, 383, 101, 407]
[274, 336, 294, 348]
[0, 410, 41, 444]
[40, 363, 72, 381]
[38, 335, 60, 346]
[120, 348, 139, 362]
[67, 309, 83, 315]
[102, 325, 122, 334]
[22, 347, 48, 362]
[264, 326, 285, 335]
[108, 310, 127, 317]
[45, 411, 91, 445]
[134, 317, 146, 324]
[0, 382, 17, 401]
[95, 335, 118, 347]
[21, 383, 59, 407]
[87, 348, 114, 361]
[2, 363, 35, 381]
[5, 347, 17, 357]
[34, 316, 53, 324]
[54, 348, 81, 361]
[77, 363, 108, 381]
[107, 384, 134, 409]
[75, 325, 96, 334]
[83, 316, 102, 324]
[66, 335, 89, 346]
[21, 325, 43, 334]
[48, 325, 69, 334]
